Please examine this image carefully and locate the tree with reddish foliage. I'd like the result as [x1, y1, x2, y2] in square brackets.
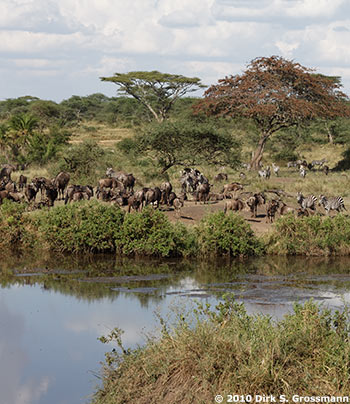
[194, 56, 350, 169]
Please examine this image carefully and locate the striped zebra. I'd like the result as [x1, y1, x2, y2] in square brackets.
[296, 192, 317, 210]
[299, 165, 306, 178]
[318, 195, 346, 215]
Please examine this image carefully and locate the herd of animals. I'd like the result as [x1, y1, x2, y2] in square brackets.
[0, 158, 346, 224]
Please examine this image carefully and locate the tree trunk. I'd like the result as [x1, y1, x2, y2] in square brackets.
[324, 122, 334, 144]
[250, 135, 269, 170]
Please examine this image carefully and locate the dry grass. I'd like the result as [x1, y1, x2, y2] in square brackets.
[92, 299, 350, 404]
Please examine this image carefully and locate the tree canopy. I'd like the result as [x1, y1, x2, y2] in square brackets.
[194, 56, 350, 168]
[100, 71, 205, 122]
[118, 120, 240, 173]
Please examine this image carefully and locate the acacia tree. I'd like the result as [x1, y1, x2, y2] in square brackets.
[194, 56, 350, 169]
[100, 71, 205, 122]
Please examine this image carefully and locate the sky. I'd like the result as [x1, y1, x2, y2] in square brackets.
[1, 0, 350, 102]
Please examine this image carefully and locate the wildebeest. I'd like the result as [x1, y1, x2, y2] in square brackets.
[18, 174, 27, 191]
[0, 164, 16, 181]
[127, 194, 142, 213]
[65, 185, 94, 204]
[45, 184, 58, 207]
[106, 168, 135, 192]
[54, 171, 70, 200]
[246, 193, 266, 218]
[145, 187, 162, 208]
[214, 173, 228, 182]
[173, 197, 184, 218]
[279, 202, 296, 216]
[160, 181, 173, 205]
[25, 183, 39, 203]
[194, 182, 210, 204]
[222, 183, 243, 198]
[266, 199, 280, 223]
[224, 198, 244, 213]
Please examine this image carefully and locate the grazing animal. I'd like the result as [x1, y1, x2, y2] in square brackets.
[173, 197, 184, 218]
[222, 183, 243, 198]
[258, 166, 271, 179]
[127, 194, 142, 213]
[25, 183, 39, 203]
[194, 182, 210, 204]
[272, 163, 279, 176]
[214, 173, 228, 182]
[323, 165, 329, 175]
[266, 199, 280, 223]
[18, 174, 27, 191]
[299, 165, 307, 178]
[0, 164, 16, 181]
[246, 193, 266, 218]
[296, 192, 317, 210]
[279, 202, 296, 216]
[45, 184, 58, 207]
[160, 182, 172, 205]
[287, 161, 297, 168]
[106, 168, 135, 192]
[54, 171, 70, 200]
[318, 195, 346, 215]
[311, 158, 327, 169]
[224, 198, 244, 214]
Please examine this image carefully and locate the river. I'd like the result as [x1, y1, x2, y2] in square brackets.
[1, 254, 350, 404]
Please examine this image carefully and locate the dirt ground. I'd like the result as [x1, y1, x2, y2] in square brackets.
[161, 199, 272, 236]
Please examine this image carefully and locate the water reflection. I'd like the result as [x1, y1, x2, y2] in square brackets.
[1, 254, 350, 403]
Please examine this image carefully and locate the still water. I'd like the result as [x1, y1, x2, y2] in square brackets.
[2, 254, 350, 404]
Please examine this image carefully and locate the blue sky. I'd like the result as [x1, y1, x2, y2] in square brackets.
[1, 0, 350, 102]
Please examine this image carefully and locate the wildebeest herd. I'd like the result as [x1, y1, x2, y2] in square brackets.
[0, 159, 346, 224]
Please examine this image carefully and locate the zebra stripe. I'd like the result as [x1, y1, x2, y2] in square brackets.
[297, 193, 317, 210]
[319, 195, 346, 214]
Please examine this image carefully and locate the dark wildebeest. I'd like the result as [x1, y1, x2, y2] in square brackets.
[65, 185, 94, 204]
[246, 193, 266, 218]
[224, 198, 244, 213]
[214, 173, 228, 182]
[32, 177, 53, 199]
[194, 182, 210, 204]
[0, 164, 16, 181]
[222, 183, 243, 198]
[54, 172, 70, 200]
[145, 187, 161, 208]
[18, 174, 27, 191]
[279, 202, 296, 216]
[160, 181, 173, 205]
[25, 183, 39, 203]
[44, 184, 58, 207]
[128, 194, 142, 213]
[106, 168, 135, 192]
[266, 199, 280, 223]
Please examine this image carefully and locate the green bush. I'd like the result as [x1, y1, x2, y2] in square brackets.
[37, 201, 125, 253]
[115, 206, 197, 257]
[266, 214, 350, 255]
[196, 212, 263, 257]
[0, 200, 38, 250]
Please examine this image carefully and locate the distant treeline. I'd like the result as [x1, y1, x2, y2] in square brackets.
[0, 94, 197, 127]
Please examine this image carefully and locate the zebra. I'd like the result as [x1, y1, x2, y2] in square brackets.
[311, 158, 327, 169]
[299, 165, 306, 178]
[318, 195, 346, 215]
[258, 166, 271, 179]
[272, 163, 279, 176]
[297, 192, 317, 210]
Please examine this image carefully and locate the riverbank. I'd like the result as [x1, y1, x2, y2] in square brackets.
[2, 200, 350, 256]
[92, 297, 350, 404]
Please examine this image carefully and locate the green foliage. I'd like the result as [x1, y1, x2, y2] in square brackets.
[93, 298, 350, 403]
[53, 140, 109, 184]
[101, 70, 205, 122]
[115, 206, 197, 257]
[266, 214, 350, 255]
[196, 212, 263, 257]
[0, 200, 37, 249]
[37, 201, 125, 253]
[135, 120, 241, 172]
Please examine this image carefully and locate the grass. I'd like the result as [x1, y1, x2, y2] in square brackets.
[92, 298, 350, 403]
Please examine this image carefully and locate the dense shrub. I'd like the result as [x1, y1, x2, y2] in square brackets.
[115, 206, 197, 257]
[37, 201, 125, 253]
[266, 214, 350, 255]
[196, 212, 263, 257]
[0, 200, 38, 250]
[93, 299, 350, 404]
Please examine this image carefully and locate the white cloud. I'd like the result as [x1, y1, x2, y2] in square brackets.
[1, 0, 350, 100]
